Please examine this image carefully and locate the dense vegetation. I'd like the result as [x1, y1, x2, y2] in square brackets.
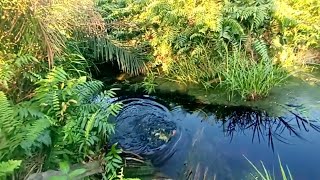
[100, 0, 319, 100]
[0, 0, 319, 179]
[0, 0, 133, 179]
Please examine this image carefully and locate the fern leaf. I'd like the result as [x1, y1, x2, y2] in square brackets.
[254, 8, 267, 27]
[21, 118, 52, 151]
[75, 81, 104, 101]
[46, 67, 68, 84]
[85, 111, 99, 140]
[223, 18, 244, 35]
[253, 39, 270, 61]
[15, 101, 44, 119]
[14, 55, 38, 68]
[0, 91, 16, 134]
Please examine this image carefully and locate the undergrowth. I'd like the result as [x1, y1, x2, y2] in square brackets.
[0, 0, 140, 179]
[98, 0, 320, 100]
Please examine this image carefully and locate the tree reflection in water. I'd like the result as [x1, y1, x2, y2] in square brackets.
[211, 105, 320, 151]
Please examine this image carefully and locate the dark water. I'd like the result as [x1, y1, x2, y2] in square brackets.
[164, 104, 320, 179]
[112, 95, 320, 180]
[102, 70, 320, 179]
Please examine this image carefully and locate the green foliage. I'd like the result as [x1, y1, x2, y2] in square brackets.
[0, 0, 140, 178]
[254, 39, 270, 61]
[0, 54, 41, 101]
[1, 0, 319, 178]
[219, 50, 287, 100]
[98, 0, 293, 100]
[0, 0, 144, 102]
[49, 161, 86, 180]
[142, 71, 158, 94]
[104, 144, 123, 179]
[0, 67, 122, 177]
[272, 0, 320, 66]
[0, 160, 22, 179]
[224, 0, 273, 31]
[87, 37, 147, 75]
[0, 91, 23, 158]
[0, 0, 105, 67]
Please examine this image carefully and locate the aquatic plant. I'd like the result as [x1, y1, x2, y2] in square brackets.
[142, 71, 158, 94]
[245, 155, 293, 180]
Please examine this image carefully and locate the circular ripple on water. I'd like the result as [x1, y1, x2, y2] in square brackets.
[110, 97, 179, 161]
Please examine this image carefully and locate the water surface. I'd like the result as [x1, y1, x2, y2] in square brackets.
[110, 72, 320, 179]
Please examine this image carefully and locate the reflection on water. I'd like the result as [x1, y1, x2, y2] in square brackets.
[213, 105, 320, 151]
[114, 96, 320, 180]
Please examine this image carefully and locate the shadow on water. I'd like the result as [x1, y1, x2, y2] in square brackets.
[109, 93, 320, 179]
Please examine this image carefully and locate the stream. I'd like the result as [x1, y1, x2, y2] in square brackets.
[107, 72, 320, 180]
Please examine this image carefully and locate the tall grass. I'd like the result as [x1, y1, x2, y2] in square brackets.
[220, 51, 287, 100]
[167, 56, 218, 86]
[245, 155, 294, 180]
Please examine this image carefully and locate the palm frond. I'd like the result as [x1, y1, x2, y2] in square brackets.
[89, 37, 146, 75]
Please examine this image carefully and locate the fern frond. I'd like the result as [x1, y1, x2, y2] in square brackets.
[223, 18, 244, 35]
[85, 111, 99, 140]
[239, 6, 257, 20]
[253, 39, 270, 61]
[173, 34, 189, 49]
[0, 91, 16, 134]
[26, 118, 51, 143]
[15, 101, 44, 119]
[51, 91, 60, 115]
[14, 55, 38, 68]
[104, 88, 118, 99]
[46, 67, 69, 84]
[214, 17, 223, 33]
[36, 67, 68, 90]
[253, 7, 268, 27]
[106, 102, 122, 117]
[75, 81, 104, 101]
[0, 92, 26, 158]
[20, 118, 52, 152]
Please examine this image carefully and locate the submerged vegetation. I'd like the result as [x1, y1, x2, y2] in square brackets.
[246, 156, 294, 180]
[0, 0, 319, 179]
